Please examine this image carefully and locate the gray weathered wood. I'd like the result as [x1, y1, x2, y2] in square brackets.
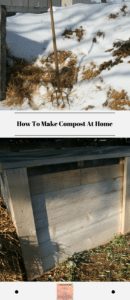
[0, 0, 61, 12]
[29, 163, 123, 195]
[1, 146, 130, 170]
[0, 5, 6, 101]
[121, 157, 130, 234]
[29, 164, 123, 271]
[3, 168, 44, 279]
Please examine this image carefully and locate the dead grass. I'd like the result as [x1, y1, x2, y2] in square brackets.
[96, 31, 105, 39]
[82, 56, 123, 81]
[105, 88, 130, 110]
[108, 5, 128, 19]
[6, 59, 44, 108]
[120, 4, 128, 15]
[6, 51, 78, 108]
[62, 26, 85, 42]
[113, 39, 130, 58]
[99, 57, 123, 71]
[108, 12, 119, 19]
[0, 197, 26, 281]
[82, 63, 100, 80]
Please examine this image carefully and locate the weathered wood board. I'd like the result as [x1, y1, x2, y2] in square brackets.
[122, 157, 130, 234]
[0, 6, 6, 101]
[2, 168, 44, 280]
[0, 0, 61, 12]
[29, 163, 123, 271]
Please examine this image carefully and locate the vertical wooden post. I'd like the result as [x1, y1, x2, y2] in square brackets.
[2, 167, 44, 280]
[0, 5, 6, 101]
[121, 157, 130, 234]
[49, 0, 61, 91]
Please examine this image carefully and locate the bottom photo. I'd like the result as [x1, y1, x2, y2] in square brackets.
[0, 138, 130, 282]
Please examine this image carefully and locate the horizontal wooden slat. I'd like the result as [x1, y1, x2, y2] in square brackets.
[37, 193, 122, 244]
[29, 164, 123, 195]
[39, 213, 121, 270]
[29, 169, 80, 195]
[32, 178, 122, 230]
[0, 146, 129, 170]
[0, 0, 28, 6]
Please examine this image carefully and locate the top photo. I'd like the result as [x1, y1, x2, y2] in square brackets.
[0, 0, 130, 111]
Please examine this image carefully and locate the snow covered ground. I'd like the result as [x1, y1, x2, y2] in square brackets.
[1, 2, 130, 110]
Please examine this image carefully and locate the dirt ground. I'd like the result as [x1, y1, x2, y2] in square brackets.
[0, 196, 130, 282]
[0, 197, 26, 281]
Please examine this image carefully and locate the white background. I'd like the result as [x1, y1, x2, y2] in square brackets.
[0, 282, 129, 300]
[0, 110, 130, 137]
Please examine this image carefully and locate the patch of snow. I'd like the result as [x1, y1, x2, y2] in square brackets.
[3, 3, 130, 111]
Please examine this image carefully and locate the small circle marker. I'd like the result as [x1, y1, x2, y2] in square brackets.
[15, 290, 19, 294]
[111, 290, 115, 294]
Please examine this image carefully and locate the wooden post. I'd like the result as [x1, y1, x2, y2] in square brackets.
[121, 157, 130, 234]
[49, 0, 61, 91]
[2, 167, 44, 280]
[0, 5, 6, 101]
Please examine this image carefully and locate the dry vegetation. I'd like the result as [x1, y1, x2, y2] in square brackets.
[82, 56, 123, 81]
[0, 197, 26, 281]
[108, 5, 128, 19]
[108, 13, 119, 19]
[62, 26, 85, 42]
[82, 62, 100, 80]
[6, 50, 78, 108]
[113, 39, 130, 58]
[105, 88, 130, 110]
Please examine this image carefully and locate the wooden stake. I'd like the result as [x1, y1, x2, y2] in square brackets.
[49, 0, 61, 91]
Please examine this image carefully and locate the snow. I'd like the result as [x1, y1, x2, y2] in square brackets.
[2, 2, 130, 110]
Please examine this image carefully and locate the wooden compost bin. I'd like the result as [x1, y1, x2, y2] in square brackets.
[0, 145, 130, 279]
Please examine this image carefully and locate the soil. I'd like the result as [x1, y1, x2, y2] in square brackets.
[0, 197, 26, 281]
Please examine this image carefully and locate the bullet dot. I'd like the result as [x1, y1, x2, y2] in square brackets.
[15, 290, 19, 294]
[111, 290, 115, 294]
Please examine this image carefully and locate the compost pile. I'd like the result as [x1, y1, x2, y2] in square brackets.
[0, 197, 26, 281]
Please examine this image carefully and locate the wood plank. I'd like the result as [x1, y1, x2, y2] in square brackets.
[29, 169, 80, 195]
[121, 157, 130, 234]
[31, 177, 122, 222]
[0, 0, 28, 7]
[37, 197, 122, 244]
[39, 213, 121, 271]
[2, 168, 43, 280]
[0, 5, 6, 101]
[0, 146, 130, 170]
[81, 164, 123, 185]
[29, 164, 123, 195]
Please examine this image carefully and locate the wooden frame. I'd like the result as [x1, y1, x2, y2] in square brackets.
[1, 146, 130, 279]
